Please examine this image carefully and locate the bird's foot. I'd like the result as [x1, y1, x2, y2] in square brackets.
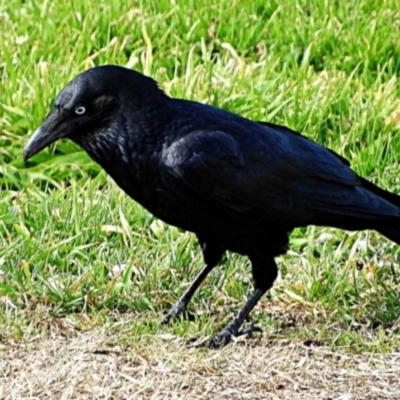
[209, 324, 262, 349]
[161, 301, 192, 325]
[209, 328, 234, 349]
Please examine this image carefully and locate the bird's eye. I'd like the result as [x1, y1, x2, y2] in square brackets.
[75, 106, 86, 115]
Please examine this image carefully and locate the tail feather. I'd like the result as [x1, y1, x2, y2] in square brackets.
[361, 177, 400, 244]
[361, 177, 400, 208]
[376, 224, 400, 245]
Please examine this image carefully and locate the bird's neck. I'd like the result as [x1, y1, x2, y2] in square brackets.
[74, 108, 172, 203]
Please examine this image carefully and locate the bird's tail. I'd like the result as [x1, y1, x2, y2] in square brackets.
[361, 177, 400, 245]
[376, 224, 400, 244]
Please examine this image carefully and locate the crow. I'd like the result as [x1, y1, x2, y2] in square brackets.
[24, 65, 400, 348]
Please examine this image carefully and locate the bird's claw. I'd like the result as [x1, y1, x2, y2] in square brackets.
[209, 328, 234, 349]
[241, 324, 262, 338]
[161, 301, 193, 325]
[209, 324, 262, 349]
[161, 313, 173, 325]
[161, 303, 184, 325]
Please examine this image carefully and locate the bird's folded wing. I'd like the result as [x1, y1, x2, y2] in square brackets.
[161, 129, 397, 226]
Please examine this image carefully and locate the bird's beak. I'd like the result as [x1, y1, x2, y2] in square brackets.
[23, 108, 66, 161]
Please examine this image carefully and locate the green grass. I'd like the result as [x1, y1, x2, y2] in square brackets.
[1, 0, 400, 353]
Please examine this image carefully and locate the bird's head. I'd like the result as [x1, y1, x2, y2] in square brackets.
[23, 65, 165, 161]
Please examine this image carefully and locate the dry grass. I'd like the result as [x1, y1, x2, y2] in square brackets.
[1, 316, 400, 400]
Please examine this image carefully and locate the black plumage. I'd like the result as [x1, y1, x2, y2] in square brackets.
[24, 65, 400, 347]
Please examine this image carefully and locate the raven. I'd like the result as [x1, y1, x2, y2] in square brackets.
[24, 65, 400, 348]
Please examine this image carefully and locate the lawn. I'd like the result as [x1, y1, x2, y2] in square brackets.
[1, 0, 400, 398]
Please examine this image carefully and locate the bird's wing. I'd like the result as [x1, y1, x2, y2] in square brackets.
[161, 128, 397, 226]
[257, 121, 351, 166]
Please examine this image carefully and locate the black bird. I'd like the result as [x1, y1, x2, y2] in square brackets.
[24, 65, 400, 348]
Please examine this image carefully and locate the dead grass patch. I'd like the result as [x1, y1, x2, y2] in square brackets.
[1, 317, 400, 399]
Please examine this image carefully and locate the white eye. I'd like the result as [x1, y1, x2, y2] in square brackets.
[75, 106, 86, 115]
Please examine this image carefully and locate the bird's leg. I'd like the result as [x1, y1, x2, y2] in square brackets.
[209, 255, 277, 349]
[161, 262, 215, 324]
[161, 239, 225, 325]
[209, 288, 265, 348]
